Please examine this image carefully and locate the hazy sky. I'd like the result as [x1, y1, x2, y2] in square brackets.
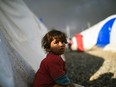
[24, 0, 116, 37]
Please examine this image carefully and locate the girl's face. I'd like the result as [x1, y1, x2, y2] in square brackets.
[49, 38, 66, 55]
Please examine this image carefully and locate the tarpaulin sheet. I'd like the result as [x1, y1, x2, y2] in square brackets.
[0, 0, 48, 86]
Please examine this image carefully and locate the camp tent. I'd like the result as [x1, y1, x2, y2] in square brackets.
[71, 15, 116, 52]
[0, 0, 47, 87]
[96, 18, 116, 47]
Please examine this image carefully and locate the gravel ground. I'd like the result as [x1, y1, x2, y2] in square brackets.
[64, 46, 116, 87]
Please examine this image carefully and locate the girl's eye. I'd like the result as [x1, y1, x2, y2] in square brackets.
[62, 41, 67, 44]
[60, 41, 67, 44]
[54, 41, 59, 44]
[61, 41, 65, 44]
[54, 40, 67, 44]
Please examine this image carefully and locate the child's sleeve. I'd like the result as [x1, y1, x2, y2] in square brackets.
[54, 73, 70, 85]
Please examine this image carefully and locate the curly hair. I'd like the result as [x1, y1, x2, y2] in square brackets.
[41, 29, 67, 53]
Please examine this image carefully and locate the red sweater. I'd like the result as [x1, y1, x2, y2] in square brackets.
[33, 53, 66, 87]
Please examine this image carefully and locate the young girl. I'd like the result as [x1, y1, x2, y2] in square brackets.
[33, 29, 71, 87]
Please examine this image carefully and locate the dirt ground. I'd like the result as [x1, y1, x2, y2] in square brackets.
[64, 46, 116, 87]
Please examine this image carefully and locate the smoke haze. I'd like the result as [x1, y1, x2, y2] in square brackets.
[24, 0, 116, 37]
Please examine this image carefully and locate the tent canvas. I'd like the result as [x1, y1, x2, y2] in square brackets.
[96, 18, 116, 47]
[71, 14, 116, 52]
[0, 0, 48, 87]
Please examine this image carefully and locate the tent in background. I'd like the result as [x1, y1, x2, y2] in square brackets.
[96, 18, 116, 47]
[70, 15, 116, 52]
[0, 0, 47, 87]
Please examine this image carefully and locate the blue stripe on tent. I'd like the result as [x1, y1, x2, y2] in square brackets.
[96, 18, 116, 47]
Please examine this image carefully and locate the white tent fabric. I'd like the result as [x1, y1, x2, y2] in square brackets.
[0, 0, 48, 87]
[80, 22, 103, 50]
[81, 15, 116, 51]
[0, 0, 47, 71]
[0, 30, 35, 87]
[70, 21, 103, 51]
[0, 31, 14, 87]
[71, 14, 116, 52]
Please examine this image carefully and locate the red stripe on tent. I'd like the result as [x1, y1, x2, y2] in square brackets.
[75, 34, 84, 52]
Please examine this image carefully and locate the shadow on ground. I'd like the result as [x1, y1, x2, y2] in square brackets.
[64, 51, 116, 87]
[89, 72, 116, 87]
